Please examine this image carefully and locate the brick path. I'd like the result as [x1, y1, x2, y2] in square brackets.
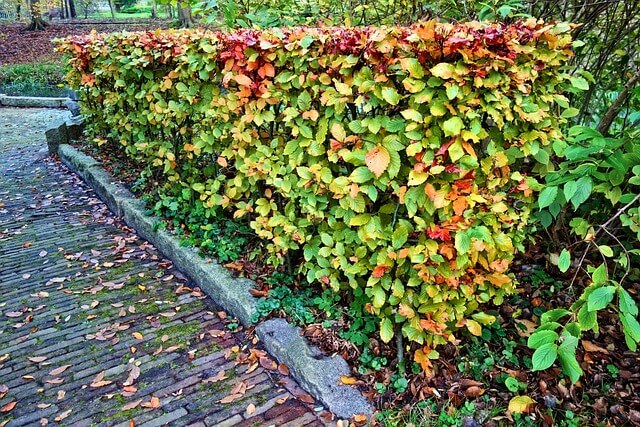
[0, 108, 333, 427]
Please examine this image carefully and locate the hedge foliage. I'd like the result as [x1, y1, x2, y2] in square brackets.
[58, 20, 575, 364]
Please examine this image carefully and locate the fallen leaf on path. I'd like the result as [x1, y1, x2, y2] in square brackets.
[296, 393, 314, 404]
[340, 376, 357, 385]
[230, 382, 247, 395]
[203, 370, 227, 384]
[132, 332, 143, 340]
[278, 364, 289, 376]
[141, 396, 160, 408]
[219, 393, 243, 404]
[28, 356, 47, 363]
[49, 365, 71, 376]
[90, 371, 113, 388]
[31, 292, 49, 298]
[276, 396, 288, 404]
[37, 403, 52, 409]
[54, 409, 73, 422]
[0, 385, 7, 399]
[123, 365, 141, 386]
[208, 329, 225, 338]
[45, 378, 64, 385]
[121, 399, 142, 411]
[353, 414, 367, 423]
[0, 401, 16, 413]
[57, 390, 65, 400]
[259, 357, 277, 370]
[5, 311, 22, 318]
[246, 403, 256, 415]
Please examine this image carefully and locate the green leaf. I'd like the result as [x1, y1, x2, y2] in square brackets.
[563, 181, 578, 201]
[297, 91, 312, 111]
[561, 107, 579, 118]
[619, 288, 639, 317]
[380, 318, 394, 343]
[381, 87, 401, 106]
[577, 304, 597, 330]
[430, 63, 456, 79]
[598, 245, 613, 257]
[591, 264, 608, 285]
[570, 76, 589, 91]
[527, 330, 559, 349]
[571, 177, 592, 210]
[558, 249, 571, 273]
[541, 308, 572, 323]
[532, 343, 558, 371]
[557, 345, 583, 383]
[587, 285, 616, 311]
[454, 231, 470, 255]
[442, 116, 464, 137]
[538, 186, 558, 209]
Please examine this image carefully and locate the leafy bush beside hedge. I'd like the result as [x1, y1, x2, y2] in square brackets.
[58, 20, 575, 367]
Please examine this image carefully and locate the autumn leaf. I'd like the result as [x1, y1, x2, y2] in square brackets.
[259, 356, 277, 370]
[0, 385, 8, 399]
[365, 145, 390, 178]
[203, 370, 227, 384]
[295, 393, 314, 404]
[121, 399, 143, 411]
[49, 365, 71, 376]
[372, 265, 388, 278]
[245, 403, 256, 415]
[54, 409, 72, 422]
[132, 332, 143, 340]
[45, 378, 64, 384]
[508, 395, 536, 414]
[123, 365, 141, 386]
[141, 396, 160, 408]
[57, 390, 66, 400]
[276, 396, 289, 405]
[277, 364, 289, 376]
[28, 356, 47, 363]
[90, 371, 112, 388]
[340, 376, 357, 385]
[219, 393, 243, 404]
[0, 401, 16, 412]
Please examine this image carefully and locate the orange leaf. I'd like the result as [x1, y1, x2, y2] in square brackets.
[372, 265, 388, 278]
[277, 363, 289, 376]
[141, 396, 160, 408]
[132, 332, 143, 340]
[452, 196, 467, 216]
[365, 145, 390, 178]
[219, 393, 243, 404]
[0, 401, 16, 412]
[121, 399, 143, 411]
[296, 393, 314, 404]
[233, 74, 253, 87]
[203, 370, 227, 383]
[340, 376, 357, 385]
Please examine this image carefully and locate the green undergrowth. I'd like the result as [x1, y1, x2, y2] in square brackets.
[0, 63, 68, 97]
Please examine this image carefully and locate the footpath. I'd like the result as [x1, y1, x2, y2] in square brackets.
[0, 107, 332, 427]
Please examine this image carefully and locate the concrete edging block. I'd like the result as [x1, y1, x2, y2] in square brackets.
[53, 142, 374, 420]
[0, 94, 71, 108]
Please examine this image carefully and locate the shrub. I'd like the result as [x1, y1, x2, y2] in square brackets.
[57, 21, 576, 367]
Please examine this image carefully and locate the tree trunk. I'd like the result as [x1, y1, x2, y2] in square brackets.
[68, 0, 76, 18]
[596, 68, 640, 135]
[151, 0, 157, 18]
[25, 0, 48, 30]
[177, 2, 193, 27]
[107, 0, 116, 19]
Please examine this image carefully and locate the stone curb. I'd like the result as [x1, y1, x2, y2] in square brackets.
[47, 132, 374, 420]
[0, 94, 71, 108]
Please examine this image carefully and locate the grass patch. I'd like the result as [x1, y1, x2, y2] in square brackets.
[0, 63, 68, 96]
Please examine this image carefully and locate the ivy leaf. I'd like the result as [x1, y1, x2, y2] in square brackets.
[380, 318, 394, 343]
[365, 145, 391, 178]
[531, 343, 558, 371]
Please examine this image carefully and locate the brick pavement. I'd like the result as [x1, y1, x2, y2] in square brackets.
[0, 108, 334, 427]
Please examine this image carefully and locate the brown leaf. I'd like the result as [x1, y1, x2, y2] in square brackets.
[121, 399, 143, 411]
[5, 311, 23, 318]
[45, 378, 64, 384]
[203, 370, 227, 384]
[0, 401, 16, 412]
[132, 332, 144, 340]
[230, 382, 247, 396]
[464, 386, 485, 398]
[219, 393, 243, 404]
[0, 385, 8, 399]
[208, 329, 225, 338]
[57, 390, 66, 400]
[353, 414, 367, 423]
[245, 403, 256, 415]
[54, 409, 72, 422]
[90, 371, 112, 388]
[278, 363, 289, 376]
[582, 340, 609, 354]
[141, 396, 160, 408]
[123, 365, 141, 386]
[28, 356, 48, 363]
[49, 365, 71, 376]
[515, 319, 538, 337]
[296, 393, 314, 404]
[37, 403, 52, 409]
[276, 396, 288, 405]
[259, 356, 277, 370]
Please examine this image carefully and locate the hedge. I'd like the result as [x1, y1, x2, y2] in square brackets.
[58, 20, 575, 367]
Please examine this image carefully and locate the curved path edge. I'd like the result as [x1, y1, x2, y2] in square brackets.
[47, 123, 374, 420]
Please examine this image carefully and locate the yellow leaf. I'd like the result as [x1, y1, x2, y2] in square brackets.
[365, 145, 390, 178]
[233, 74, 253, 87]
[465, 319, 482, 336]
[246, 403, 256, 415]
[132, 332, 143, 340]
[508, 395, 536, 414]
[340, 376, 357, 385]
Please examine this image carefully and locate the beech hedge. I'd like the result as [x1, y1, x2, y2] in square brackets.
[58, 20, 576, 368]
